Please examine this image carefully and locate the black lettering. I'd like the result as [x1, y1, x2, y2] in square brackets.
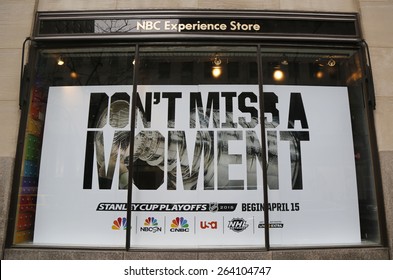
[83, 131, 95, 189]
[246, 131, 262, 190]
[238, 92, 258, 128]
[189, 92, 219, 128]
[221, 92, 237, 128]
[167, 130, 214, 190]
[287, 92, 309, 129]
[162, 92, 182, 128]
[217, 131, 243, 189]
[153, 92, 160, 104]
[84, 130, 130, 190]
[87, 92, 108, 128]
[267, 131, 279, 190]
[136, 92, 152, 128]
[264, 92, 280, 127]
[280, 131, 310, 190]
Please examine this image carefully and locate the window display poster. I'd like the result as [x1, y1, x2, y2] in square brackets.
[33, 85, 360, 247]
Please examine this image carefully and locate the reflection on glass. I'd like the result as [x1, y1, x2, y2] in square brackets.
[13, 48, 134, 246]
[131, 46, 265, 248]
[262, 48, 381, 246]
[138, 46, 258, 85]
[11, 44, 382, 249]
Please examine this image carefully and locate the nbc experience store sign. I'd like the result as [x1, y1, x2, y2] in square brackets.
[135, 19, 262, 32]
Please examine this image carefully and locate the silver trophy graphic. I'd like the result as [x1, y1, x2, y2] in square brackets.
[94, 99, 301, 190]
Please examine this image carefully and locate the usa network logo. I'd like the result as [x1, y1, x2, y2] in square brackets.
[140, 217, 162, 233]
[200, 220, 218, 229]
[170, 217, 190, 232]
[112, 217, 127, 230]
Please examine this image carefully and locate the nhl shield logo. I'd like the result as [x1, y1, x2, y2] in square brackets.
[228, 218, 249, 232]
[209, 202, 218, 212]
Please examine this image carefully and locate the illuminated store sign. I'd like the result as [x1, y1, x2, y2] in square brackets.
[134, 20, 261, 32]
[36, 11, 359, 40]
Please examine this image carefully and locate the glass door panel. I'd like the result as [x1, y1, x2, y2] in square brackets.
[13, 47, 135, 247]
[261, 47, 381, 247]
[129, 46, 266, 248]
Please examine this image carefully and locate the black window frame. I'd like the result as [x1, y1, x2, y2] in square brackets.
[6, 10, 387, 251]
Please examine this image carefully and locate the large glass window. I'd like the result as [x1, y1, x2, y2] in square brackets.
[130, 46, 264, 248]
[261, 47, 381, 247]
[9, 43, 382, 249]
[12, 47, 135, 247]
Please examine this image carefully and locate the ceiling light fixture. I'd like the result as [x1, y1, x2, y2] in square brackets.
[273, 69, 284, 81]
[281, 55, 289, 66]
[212, 56, 222, 78]
[315, 70, 324, 79]
[70, 71, 78, 79]
[327, 57, 336, 67]
[57, 57, 65, 66]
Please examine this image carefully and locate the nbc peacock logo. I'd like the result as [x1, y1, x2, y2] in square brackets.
[112, 217, 127, 230]
[144, 217, 158, 227]
[170, 217, 190, 232]
[140, 217, 162, 233]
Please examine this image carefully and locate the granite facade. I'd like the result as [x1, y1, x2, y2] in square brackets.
[0, 0, 392, 260]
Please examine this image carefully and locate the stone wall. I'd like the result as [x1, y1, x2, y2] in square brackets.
[1, 0, 392, 259]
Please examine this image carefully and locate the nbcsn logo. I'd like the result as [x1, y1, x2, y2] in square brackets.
[112, 217, 127, 230]
[170, 217, 190, 232]
[140, 217, 162, 233]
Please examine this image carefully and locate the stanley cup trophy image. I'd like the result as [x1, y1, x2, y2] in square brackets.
[91, 97, 302, 191]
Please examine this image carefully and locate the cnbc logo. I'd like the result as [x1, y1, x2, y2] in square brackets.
[170, 217, 190, 232]
[140, 217, 162, 233]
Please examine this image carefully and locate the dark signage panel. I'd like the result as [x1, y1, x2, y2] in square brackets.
[36, 11, 359, 41]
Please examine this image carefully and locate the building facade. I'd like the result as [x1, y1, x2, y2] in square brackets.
[0, 0, 392, 260]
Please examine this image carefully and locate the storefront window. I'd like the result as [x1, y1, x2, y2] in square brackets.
[261, 47, 381, 246]
[8, 12, 383, 249]
[12, 47, 135, 247]
[130, 46, 264, 248]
